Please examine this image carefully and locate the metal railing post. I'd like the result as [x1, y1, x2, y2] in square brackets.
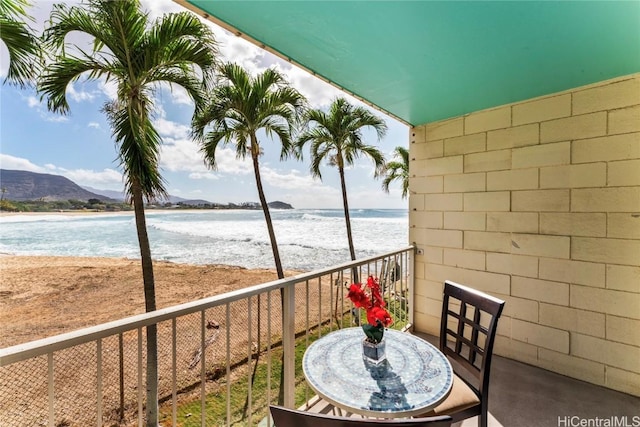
[97, 339, 103, 427]
[118, 333, 125, 422]
[408, 245, 416, 328]
[282, 284, 295, 408]
[48, 353, 54, 427]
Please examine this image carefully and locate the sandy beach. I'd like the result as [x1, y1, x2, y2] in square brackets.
[0, 255, 287, 348]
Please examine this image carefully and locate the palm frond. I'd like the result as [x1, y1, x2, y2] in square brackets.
[39, 56, 114, 114]
[0, 0, 41, 87]
[0, 17, 41, 87]
[298, 97, 387, 179]
[103, 100, 167, 201]
[44, 3, 108, 53]
[382, 146, 410, 198]
[144, 12, 218, 80]
[194, 62, 306, 168]
[40, 0, 219, 205]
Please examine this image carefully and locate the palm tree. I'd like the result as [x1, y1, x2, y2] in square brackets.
[192, 62, 306, 280]
[192, 63, 305, 407]
[0, 0, 41, 87]
[297, 97, 387, 279]
[39, 1, 218, 425]
[382, 146, 409, 199]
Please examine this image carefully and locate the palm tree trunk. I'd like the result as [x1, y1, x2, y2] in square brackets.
[250, 134, 287, 405]
[251, 136, 284, 280]
[339, 166, 359, 284]
[132, 184, 158, 427]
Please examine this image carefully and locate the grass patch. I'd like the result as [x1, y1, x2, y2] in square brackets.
[161, 303, 407, 426]
[160, 327, 329, 426]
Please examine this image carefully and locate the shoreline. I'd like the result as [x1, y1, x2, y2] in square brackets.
[0, 208, 223, 217]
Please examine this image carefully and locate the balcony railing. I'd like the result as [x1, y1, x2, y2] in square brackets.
[0, 246, 414, 427]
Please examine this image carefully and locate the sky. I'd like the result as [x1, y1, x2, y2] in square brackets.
[0, 0, 409, 209]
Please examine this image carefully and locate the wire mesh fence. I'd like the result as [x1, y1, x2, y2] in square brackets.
[0, 247, 413, 427]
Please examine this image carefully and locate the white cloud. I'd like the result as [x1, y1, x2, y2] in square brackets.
[140, 0, 183, 20]
[27, 96, 40, 108]
[277, 180, 342, 209]
[207, 26, 343, 108]
[88, 122, 100, 129]
[261, 168, 320, 191]
[276, 62, 344, 107]
[0, 154, 47, 173]
[0, 45, 7, 79]
[215, 30, 266, 76]
[166, 84, 193, 106]
[98, 80, 118, 101]
[67, 82, 96, 102]
[159, 138, 206, 173]
[153, 118, 190, 139]
[43, 114, 69, 123]
[23, 94, 69, 122]
[213, 148, 254, 175]
[159, 136, 254, 177]
[188, 172, 219, 180]
[0, 154, 122, 188]
[58, 168, 123, 187]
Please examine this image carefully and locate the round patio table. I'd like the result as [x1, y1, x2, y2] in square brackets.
[302, 327, 453, 418]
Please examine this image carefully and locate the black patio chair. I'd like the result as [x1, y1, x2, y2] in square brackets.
[270, 405, 452, 427]
[418, 280, 505, 427]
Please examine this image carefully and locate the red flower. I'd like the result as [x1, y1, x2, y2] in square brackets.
[347, 275, 394, 341]
[366, 276, 385, 309]
[347, 284, 370, 308]
[367, 306, 393, 328]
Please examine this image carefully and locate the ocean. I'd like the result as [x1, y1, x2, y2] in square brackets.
[0, 209, 409, 271]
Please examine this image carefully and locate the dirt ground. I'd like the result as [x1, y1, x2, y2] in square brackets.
[0, 255, 345, 426]
[0, 255, 290, 348]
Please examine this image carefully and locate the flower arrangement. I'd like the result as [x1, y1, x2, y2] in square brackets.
[347, 275, 393, 344]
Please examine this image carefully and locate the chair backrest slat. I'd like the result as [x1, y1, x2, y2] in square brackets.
[444, 328, 485, 357]
[470, 307, 482, 366]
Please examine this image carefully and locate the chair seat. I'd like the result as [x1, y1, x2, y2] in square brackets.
[422, 373, 480, 416]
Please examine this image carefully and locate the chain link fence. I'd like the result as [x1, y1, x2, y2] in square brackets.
[0, 248, 412, 427]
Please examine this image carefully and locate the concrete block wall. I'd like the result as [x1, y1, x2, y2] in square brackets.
[409, 73, 640, 396]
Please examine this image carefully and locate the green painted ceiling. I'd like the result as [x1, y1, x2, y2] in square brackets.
[180, 1, 640, 126]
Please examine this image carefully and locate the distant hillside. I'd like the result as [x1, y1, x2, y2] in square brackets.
[0, 169, 116, 202]
[81, 186, 126, 201]
[0, 169, 294, 209]
[82, 186, 203, 205]
[84, 185, 293, 209]
[268, 201, 293, 209]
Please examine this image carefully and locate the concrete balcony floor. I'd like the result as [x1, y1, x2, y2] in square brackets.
[305, 333, 640, 427]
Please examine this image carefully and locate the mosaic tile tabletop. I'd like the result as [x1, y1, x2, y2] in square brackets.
[302, 328, 453, 418]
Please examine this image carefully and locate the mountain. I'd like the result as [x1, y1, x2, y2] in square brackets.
[83, 186, 212, 205]
[268, 201, 293, 209]
[0, 169, 294, 208]
[0, 169, 116, 202]
[84, 185, 293, 208]
[81, 186, 126, 201]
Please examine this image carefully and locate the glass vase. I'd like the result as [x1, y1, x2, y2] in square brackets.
[362, 337, 386, 364]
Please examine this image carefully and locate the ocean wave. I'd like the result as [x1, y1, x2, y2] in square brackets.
[0, 208, 408, 270]
[0, 214, 70, 223]
[301, 213, 342, 221]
